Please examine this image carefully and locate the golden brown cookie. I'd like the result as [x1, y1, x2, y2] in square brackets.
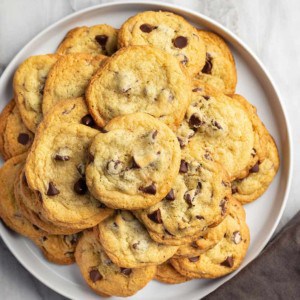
[57, 24, 118, 56]
[13, 54, 60, 132]
[42, 53, 106, 114]
[86, 112, 181, 210]
[86, 45, 191, 129]
[196, 30, 237, 94]
[118, 11, 206, 76]
[75, 230, 156, 297]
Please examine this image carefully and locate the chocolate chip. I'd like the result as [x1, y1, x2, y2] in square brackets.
[212, 120, 223, 129]
[46, 182, 59, 196]
[97, 202, 107, 209]
[95, 35, 108, 47]
[131, 157, 140, 169]
[74, 178, 88, 195]
[132, 242, 139, 249]
[107, 159, 124, 174]
[179, 160, 188, 173]
[231, 186, 238, 194]
[70, 235, 79, 245]
[184, 192, 193, 208]
[180, 55, 188, 65]
[147, 209, 162, 224]
[32, 224, 40, 231]
[220, 256, 234, 268]
[165, 189, 175, 201]
[42, 236, 48, 242]
[81, 114, 95, 127]
[152, 130, 158, 139]
[88, 152, 94, 163]
[191, 241, 199, 248]
[188, 256, 199, 262]
[196, 215, 204, 220]
[140, 183, 156, 195]
[202, 53, 213, 74]
[192, 87, 202, 92]
[113, 222, 118, 228]
[177, 137, 185, 148]
[18, 133, 30, 145]
[251, 148, 257, 157]
[232, 231, 242, 244]
[203, 96, 210, 101]
[89, 269, 102, 282]
[197, 181, 202, 191]
[140, 24, 157, 33]
[204, 152, 213, 161]
[173, 36, 188, 48]
[120, 268, 132, 276]
[99, 128, 108, 133]
[189, 114, 204, 129]
[54, 154, 70, 161]
[249, 162, 259, 173]
[220, 198, 227, 216]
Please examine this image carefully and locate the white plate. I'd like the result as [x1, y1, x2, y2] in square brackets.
[0, 1, 293, 299]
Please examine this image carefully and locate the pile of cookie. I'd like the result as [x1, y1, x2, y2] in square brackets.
[0, 11, 279, 297]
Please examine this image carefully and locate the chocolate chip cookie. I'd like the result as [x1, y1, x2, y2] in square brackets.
[42, 53, 106, 114]
[75, 230, 157, 297]
[13, 54, 60, 132]
[57, 24, 118, 56]
[0, 100, 33, 160]
[196, 30, 237, 94]
[97, 211, 178, 268]
[118, 11, 206, 76]
[135, 146, 231, 246]
[180, 82, 255, 180]
[170, 199, 250, 278]
[86, 112, 181, 210]
[86, 45, 191, 129]
[25, 121, 113, 229]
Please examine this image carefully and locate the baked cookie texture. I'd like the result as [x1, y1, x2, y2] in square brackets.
[178, 82, 255, 180]
[57, 24, 118, 56]
[155, 261, 191, 284]
[75, 230, 157, 297]
[86, 112, 181, 210]
[118, 11, 206, 76]
[13, 54, 60, 132]
[42, 53, 106, 114]
[97, 211, 178, 268]
[86, 45, 192, 129]
[25, 121, 113, 229]
[0, 100, 33, 160]
[196, 30, 237, 94]
[135, 146, 231, 246]
[33, 232, 81, 265]
[0, 154, 46, 238]
[170, 199, 250, 278]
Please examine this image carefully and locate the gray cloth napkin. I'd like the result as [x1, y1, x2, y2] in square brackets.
[203, 210, 300, 300]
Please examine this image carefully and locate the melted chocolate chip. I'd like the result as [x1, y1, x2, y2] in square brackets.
[192, 87, 202, 92]
[95, 35, 108, 47]
[18, 133, 30, 145]
[74, 178, 88, 195]
[188, 256, 200, 262]
[131, 157, 141, 169]
[147, 209, 162, 224]
[140, 183, 156, 195]
[220, 198, 227, 216]
[46, 182, 60, 196]
[140, 24, 157, 33]
[165, 189, 175, 201]
[54, 154, 70, 161]
[120, 268, 132, 276]
[173, 36, 188, 48]
[179, 160, 189, 173]
[249, 162, 260, 173]
[89, 269, 103, 282]
[189, 114, 204, 129]
[81, 114, 95, 127]
[212, 120, 223, 129]
[202, 53, 213, 74]
[220, 256, 234, 268]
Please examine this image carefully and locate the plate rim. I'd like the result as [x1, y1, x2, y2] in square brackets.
[0, 1, 293, 299]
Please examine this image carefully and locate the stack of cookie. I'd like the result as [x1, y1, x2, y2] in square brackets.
[0, 11, 279, 297]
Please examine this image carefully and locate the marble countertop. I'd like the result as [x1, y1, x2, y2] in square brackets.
[0, 0, 299, 299]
